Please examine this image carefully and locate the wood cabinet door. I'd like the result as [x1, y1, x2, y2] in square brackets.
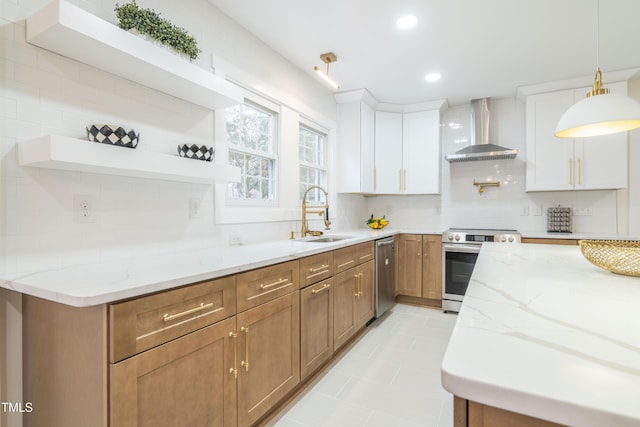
[110, 316, 237, 427]
[333, 268, 358, 351]
[421, 235, 443, 300]
[397, 234, 423, 297]
[236, 292, 300, 427]
[355, 260, 375, 329]
[300, 279, 334, 379]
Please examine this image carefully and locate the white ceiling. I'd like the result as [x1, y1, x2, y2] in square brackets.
[206, 0, 640, 106]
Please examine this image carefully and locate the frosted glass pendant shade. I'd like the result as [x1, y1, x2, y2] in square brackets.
[555, 92, 640, 138]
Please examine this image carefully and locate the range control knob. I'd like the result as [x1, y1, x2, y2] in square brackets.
[447, 235, 453, 241]
[454, 234, 460, 241]
[508, 236, 515, 243]
[500, 236, 507, 242]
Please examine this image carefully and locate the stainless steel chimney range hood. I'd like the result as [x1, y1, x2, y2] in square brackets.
[445, 98, 518, 163]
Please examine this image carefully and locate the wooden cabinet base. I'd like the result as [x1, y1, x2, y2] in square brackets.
[396, 295, 442, 309]
[23, 295, 108, 427]
[454, 397, 565, 427]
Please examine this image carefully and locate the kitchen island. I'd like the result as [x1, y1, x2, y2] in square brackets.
[441, 242, 640, 427]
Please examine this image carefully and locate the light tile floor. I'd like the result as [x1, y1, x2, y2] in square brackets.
[267, 304, 458, 427]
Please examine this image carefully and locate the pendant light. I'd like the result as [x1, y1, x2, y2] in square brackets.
[555, 0, 640, 138]
[313, 52, 340, 89]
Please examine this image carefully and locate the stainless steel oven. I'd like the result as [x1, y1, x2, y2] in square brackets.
[442, 229, 520, 313]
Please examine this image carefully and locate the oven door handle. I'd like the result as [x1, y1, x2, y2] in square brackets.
[443, 244, 482, 254]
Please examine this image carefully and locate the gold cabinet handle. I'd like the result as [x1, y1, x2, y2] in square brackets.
[358, 273, 363, 296]
[399, 169, 403, 192]
[312, 283, 331, 294]
[163, 302, 213, 322]
[309, 264, 329, 273]
[404, 169, 407, 192]
[229, 330, 238, 379]
[337, 259, 354, 268]
[569, 159, 573, 185]
[577, 158, 581, 185]
[240, 326, 249, 372]
[353, 274, 360, 298]
[374, 167, 377, 192]
[259, 278, 289, 290]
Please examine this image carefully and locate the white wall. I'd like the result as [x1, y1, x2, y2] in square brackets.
[0, 3, 341, 423]
[0, 0, 343, 278]
[367, 98, 621, 234]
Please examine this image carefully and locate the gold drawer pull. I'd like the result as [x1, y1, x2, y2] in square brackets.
[163, 302, 213, 322]
[259, 278, 289, 290]
[229, 330, 238, 379]
[240, 326, 249, 372]
[309, 264, 329, 273]
[337, 260, 354, 268]
[312, 283, 331, 294]
[359, 254, 371, 260]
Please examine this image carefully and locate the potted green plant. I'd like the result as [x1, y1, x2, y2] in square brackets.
[114, 1, 201, 61]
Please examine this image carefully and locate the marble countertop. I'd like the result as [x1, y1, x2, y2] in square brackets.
[0, 229, 401, 307]
[519, 230, 640, 240]
[441, 242, 640, 427]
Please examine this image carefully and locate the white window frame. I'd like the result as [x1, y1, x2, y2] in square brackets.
[225, 95, 280, 207]
[298, 118, 328, 203]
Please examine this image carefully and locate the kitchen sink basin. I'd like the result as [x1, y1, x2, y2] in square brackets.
[303, 235, 355, 243]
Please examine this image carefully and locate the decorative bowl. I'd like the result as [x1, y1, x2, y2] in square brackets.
[177, 144, 215, 162]
[579, 240, 640, 277]
[366, 215, 388, 230]
[86, 124, 139, 148]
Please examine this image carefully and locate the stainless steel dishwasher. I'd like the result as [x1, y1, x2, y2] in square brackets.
[375, 237, 396, 318]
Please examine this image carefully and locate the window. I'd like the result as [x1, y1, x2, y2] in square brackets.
[226, 100, 278, 203]
[299, 123, 327, 203]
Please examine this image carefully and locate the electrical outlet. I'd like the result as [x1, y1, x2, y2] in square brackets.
[74, 195, 95, 223]
[520, 206, 529, 216]
[229, 235, 242, 246]
[533, 205, 542, 216]
[573, 207, 593, 216]
[189, 198, 201, 219]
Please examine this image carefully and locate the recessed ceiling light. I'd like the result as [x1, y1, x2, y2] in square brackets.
[425, 72, 441, 82]
[396, 15, 418, 30]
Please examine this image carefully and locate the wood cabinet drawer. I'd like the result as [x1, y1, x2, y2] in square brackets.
[110, 276, 236, 363]
[236, 260, 299, 312]
[299, 252, 333, 288]
[333, 245, 356, 274]
[354, 241, 374, 264]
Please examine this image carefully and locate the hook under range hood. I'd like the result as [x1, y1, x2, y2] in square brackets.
[445, 98, 518, 162]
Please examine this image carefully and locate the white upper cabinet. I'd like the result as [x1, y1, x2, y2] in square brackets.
[374, 110, 441, 194]
[402, 110, 440, 194]
[335, 93, 375, 193]
[374, 111, 404, 193]
[525, 81, 628, 191]
[336, 91, 443, 195]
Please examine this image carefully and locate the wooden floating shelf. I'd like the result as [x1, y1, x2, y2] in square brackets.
[19, 135, 240, 184]
[26, 0, 244, 110]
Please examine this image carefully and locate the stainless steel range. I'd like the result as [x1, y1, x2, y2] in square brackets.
[442, 228, 521, 313]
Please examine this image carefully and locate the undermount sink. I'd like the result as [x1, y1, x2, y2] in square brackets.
[303, 235, 355, 243]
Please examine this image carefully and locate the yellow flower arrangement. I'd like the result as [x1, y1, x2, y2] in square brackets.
[366, 214, 389, 229]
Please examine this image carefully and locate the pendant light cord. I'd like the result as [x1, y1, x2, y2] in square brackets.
[595, 0, 600, 68]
